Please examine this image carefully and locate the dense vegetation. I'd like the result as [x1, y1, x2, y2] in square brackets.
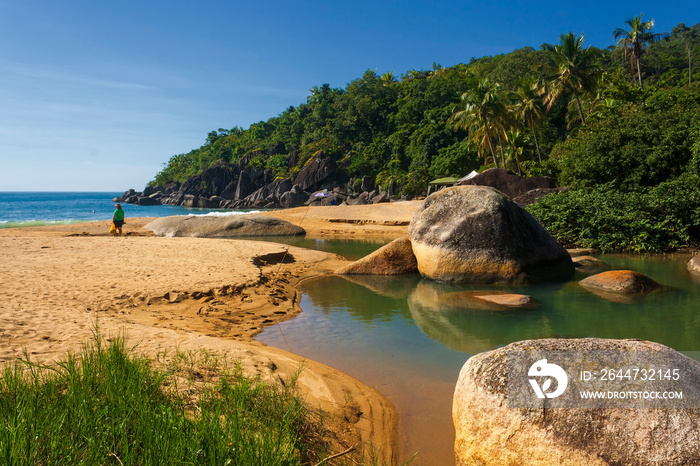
[152, 18, 700, 252]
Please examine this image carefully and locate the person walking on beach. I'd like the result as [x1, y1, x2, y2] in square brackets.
[112, 204, 125, 237]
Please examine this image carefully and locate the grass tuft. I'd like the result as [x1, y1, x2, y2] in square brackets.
[0, 331, 326, 465]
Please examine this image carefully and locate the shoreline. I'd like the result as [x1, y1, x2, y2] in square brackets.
[0, 203, 422, 463]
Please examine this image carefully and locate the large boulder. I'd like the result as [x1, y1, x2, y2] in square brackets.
[294, 151, 337, 191]
[145, 215, 305, 238]
[234, 170, 256, 201]
[336, 237, 418, 275]
[454, 338, 700, 465]
[177, 162, 239, 200]
[279, 184, 308, 208]
[408, 185, 574, 284]
[243, 186, 270, 206]
[457, 168, 556, 199]
[268, 178, 293, 201]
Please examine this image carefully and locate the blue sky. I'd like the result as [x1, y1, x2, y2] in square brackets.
[1, 1, 698, 192]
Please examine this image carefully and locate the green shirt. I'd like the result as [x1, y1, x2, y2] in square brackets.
[113, 209, 124, 221]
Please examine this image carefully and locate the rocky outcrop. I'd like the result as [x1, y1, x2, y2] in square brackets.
[180, 162, 239, 200]
[361, 175, 375, 193]
[454, 338, 700, 465]
[279, 184, 308, 208]
[457, 168, 557, 199]
[119, 149, 402, 211]
[144, 215, 305, 238]
[294, 151, 337, 191]
[572, 255, 610, 275]
[234, 170, 256, 200]
[579, 270, 661, 295]
[408, 185, 574, 284]
[335, 237, 418, 275]
[688, 253, 700, 274]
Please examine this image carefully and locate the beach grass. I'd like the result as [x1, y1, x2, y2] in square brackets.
[0, 330, 328, 465]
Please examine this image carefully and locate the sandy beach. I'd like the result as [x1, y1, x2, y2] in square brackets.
[0, 202, 421, 464]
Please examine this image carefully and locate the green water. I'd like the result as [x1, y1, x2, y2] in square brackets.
[257, 249, 700, 465]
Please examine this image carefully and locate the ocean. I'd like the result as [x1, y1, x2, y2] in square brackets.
[0, 192, 249, 229]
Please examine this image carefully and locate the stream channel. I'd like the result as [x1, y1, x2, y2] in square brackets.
[256, 238, 700, 465]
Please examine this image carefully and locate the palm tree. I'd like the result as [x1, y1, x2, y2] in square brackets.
[505, 128, 530, 175]
[613, 14, 656, 87]
[381, 71, 397, 85]
[450, 78, 508, 168]
[539, 32, 599, 126]
[514, 84, 545, 162]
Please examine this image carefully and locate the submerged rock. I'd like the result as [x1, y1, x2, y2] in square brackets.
[572, 255, 610, 275]
[145, 215, 305, 238]
[567, 248, 597, 257]
[579, 270, 661, 295]
[408, 185, 573, 284]
[335, 237, 418, 275]
[471, 293, 537, 308]
[453, 338, 700, 465]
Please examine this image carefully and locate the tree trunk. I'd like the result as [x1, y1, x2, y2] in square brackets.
[637, 56, 643, 88]
[689, 44, 693, 84]
[485, 127, 499, 169]
[629, 53, 635, 81]
[497, 131, 507, 169]
[573, 91, 586, 125]
[512, 146, 523, 175]
[530, 120, 542, 162]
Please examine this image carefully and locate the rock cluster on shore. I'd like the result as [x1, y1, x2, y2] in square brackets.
[337, 185, 574, 285]
[115, 151, 408, 210]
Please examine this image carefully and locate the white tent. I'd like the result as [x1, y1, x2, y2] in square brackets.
[457, 170, 479, 183]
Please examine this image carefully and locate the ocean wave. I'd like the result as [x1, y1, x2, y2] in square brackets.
[0, 219, 88, 229]
[184, 210, 264, 217]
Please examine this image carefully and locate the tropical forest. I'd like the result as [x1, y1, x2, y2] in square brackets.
[151, 17, 700, 253]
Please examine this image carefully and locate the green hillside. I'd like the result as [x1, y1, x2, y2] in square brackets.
[151, 18, 700, 252]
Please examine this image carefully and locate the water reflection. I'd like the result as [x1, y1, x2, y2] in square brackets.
[259, 251, 700, 464]
[307, 258, 700, 354]
[249, 236, 392, 261]
[405, 281, 555, 354]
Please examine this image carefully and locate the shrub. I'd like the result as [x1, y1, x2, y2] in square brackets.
[527, 175, 700, 252]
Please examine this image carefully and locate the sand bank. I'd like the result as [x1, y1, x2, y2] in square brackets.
[0, 203, 421, 463]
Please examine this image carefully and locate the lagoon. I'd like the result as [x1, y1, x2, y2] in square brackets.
[258, 247, 700, 465]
